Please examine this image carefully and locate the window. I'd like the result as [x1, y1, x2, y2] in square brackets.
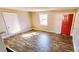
[39, 13, 48, 26]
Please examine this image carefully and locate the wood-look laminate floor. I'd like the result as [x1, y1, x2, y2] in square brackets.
[4, 30, 74, 52]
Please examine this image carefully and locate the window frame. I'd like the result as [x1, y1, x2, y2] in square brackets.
[39, 13, 48, 26]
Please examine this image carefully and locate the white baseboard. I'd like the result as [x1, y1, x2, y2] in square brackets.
[32, 28, 56, 34]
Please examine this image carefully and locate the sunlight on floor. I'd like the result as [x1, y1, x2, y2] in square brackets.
[21, 32, 39, 38]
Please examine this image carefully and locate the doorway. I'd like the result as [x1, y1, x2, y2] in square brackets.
[61, 14, 74, 36]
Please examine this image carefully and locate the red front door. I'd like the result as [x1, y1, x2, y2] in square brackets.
[61, 14, 73, 35]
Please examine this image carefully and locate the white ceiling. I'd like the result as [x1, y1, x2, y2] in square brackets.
[4, 7, 77, 12]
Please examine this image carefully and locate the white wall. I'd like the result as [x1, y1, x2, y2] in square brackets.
[18, 12, 31, 32]
[73, 11, 79, 52]
[32, 11, 75, 35]
[0, 11, 32, 38]
[32, 12, 48, 31]
[48, 12, 63, 34]
[3, 12, 21, 35]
